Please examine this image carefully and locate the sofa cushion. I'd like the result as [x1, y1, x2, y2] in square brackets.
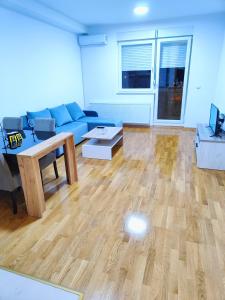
[27, 108, 52, 122]
[49, 104, 73, 127]
[55, 121, 88, 156]
[66, 102, 85, 121]
[78, 116, 123, 131]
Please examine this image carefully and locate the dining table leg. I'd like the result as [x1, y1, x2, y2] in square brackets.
[63, 135, 78, 184]
[17, 156, 45, 218]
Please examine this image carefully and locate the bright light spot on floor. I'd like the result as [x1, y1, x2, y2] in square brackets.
[124, 212, 150, 238]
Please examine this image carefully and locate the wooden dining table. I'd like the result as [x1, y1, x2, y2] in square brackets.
[0, 131, 78, 218]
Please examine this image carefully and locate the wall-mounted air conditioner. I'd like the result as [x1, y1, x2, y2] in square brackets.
[78, 34, 107, 46]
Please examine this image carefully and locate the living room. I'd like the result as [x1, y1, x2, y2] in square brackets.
[0, 0, 225, 299]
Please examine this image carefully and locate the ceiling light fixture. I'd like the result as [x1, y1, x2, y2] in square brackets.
[134, 6, 149, 15]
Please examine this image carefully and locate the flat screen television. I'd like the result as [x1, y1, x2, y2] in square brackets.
[209, 103, 220, 136]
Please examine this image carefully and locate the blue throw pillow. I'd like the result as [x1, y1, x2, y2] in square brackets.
[49, 104, 73, 127]
[66, 102, 85, 121]
[27, 109, 52, 127]
[27, 108, 52, 120]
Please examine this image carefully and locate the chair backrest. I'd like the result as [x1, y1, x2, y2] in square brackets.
[34, 118, 56, 140]
[3, 117, 23, 131]
[0, 154, 20, 192]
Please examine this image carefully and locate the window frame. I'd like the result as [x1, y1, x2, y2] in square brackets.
[153, 36, 192, 124]
[118, 39, 155, 94]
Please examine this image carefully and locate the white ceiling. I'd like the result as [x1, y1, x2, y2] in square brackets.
[37, 0, 225, 26]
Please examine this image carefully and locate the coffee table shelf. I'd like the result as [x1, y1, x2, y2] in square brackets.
[82, 127, 123, 160]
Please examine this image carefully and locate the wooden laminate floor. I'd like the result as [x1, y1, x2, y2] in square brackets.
[0, 127, 225, 300]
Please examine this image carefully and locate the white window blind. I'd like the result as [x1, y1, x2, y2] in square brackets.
[160, 41, 187, 68]
[122, 44, 152, 71]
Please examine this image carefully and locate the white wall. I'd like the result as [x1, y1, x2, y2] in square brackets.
[0, 7, 84, 119]
[81, 27, 154, 124]
[184, 15, 225, 127]
[81, 13, 225, 127]
[215, 29, 225, 113]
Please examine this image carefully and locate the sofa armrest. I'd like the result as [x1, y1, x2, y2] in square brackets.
[83, 110, 98, 117]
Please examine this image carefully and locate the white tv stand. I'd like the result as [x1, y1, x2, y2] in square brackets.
[195, 124, 225, 170]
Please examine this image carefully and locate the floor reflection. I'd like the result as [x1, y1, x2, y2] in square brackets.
[124, 212, 150, 239]
[154, 134, 179, 178]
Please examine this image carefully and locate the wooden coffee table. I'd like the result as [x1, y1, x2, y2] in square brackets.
[82, 127, 123, 160]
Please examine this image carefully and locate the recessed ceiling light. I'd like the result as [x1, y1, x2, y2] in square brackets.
[134, 6, 149, 15]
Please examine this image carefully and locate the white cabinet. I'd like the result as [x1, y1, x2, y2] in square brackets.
[195, 124, 225, 170]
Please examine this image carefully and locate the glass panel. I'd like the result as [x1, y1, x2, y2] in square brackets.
[157, 67, 185, 120]
[122, 70, 151, 89]
[157, 41, 187, 120]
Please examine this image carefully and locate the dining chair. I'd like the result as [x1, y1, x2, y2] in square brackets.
[2, 117, 23, 131]
[34, 118, 59, 181]
[0, 154, 21, 214]
[0, 117, 59, 213]
[3, 116, 59, 182]
[2, 117, 25, 138]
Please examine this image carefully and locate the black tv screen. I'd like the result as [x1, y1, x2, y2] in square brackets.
[209, 103, 219, 135]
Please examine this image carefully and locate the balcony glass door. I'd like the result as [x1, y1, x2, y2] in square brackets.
[154, 37, 192, 124]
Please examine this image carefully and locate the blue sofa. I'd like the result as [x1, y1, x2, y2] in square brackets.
[22, 102, 122, 156]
